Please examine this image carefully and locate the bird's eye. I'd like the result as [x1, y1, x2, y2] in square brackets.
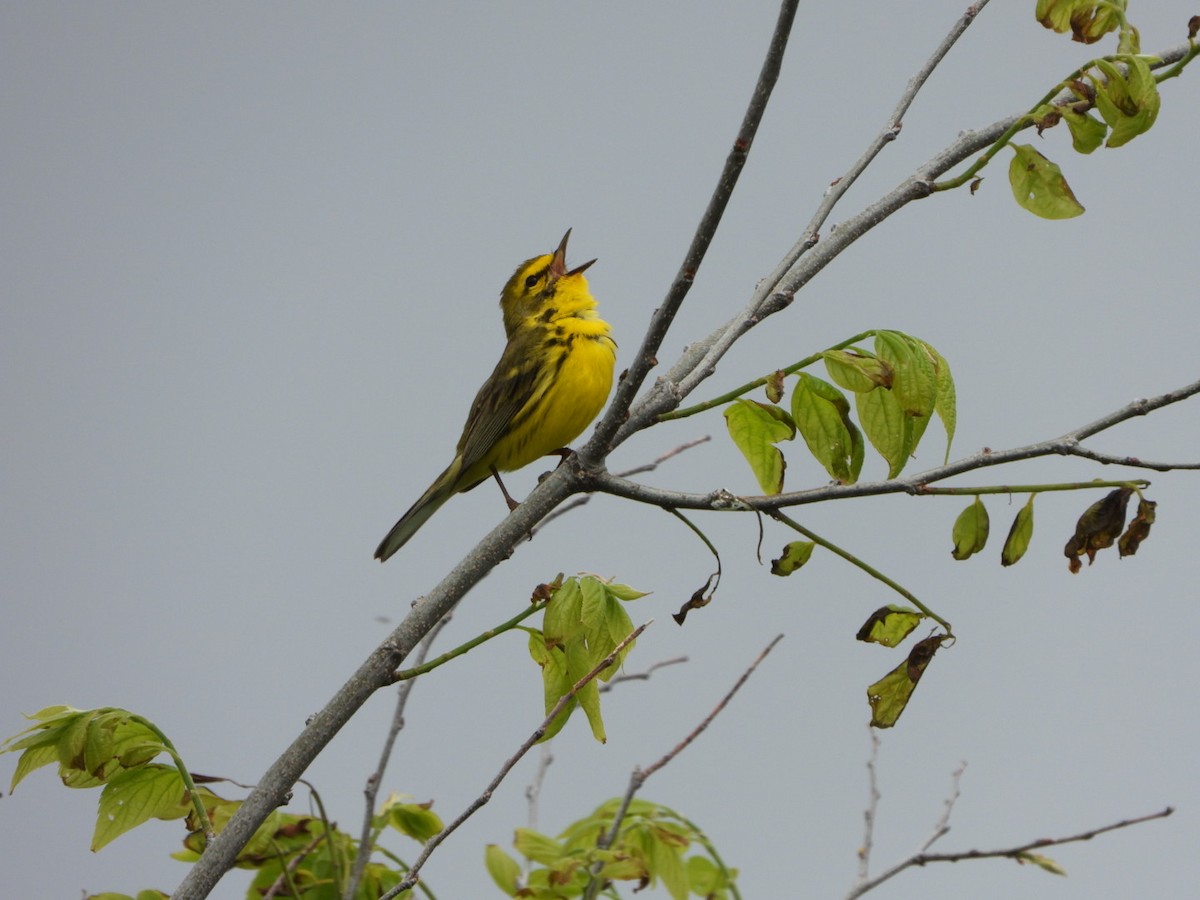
[524, 273, 540, 289]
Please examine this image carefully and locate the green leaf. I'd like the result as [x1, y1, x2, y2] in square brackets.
[1093, 57, 1160, 148]
[1062, 107, 1108, 154]
[822, 349, 891, 393]
[542, 577, 582, 648]
[387, 800, 443, 843]
[1035, 0, 1122, 43]
[952, 497, 990, 560]
[569, 640, 607, 743]
[770, 541, 815, 576]
[875, 331, 936, 419]
[513, 828, 566, 866]
[3, 707, 167, 793]
[1001, 495, 1036, 566]
[605, 581, 649, 602]
[919, 340, 957, 463]
[1009, 144, 1085, 219]
[528, 631, 576, 742]
[856, 606, 924, 647]
[791, 373, 862, 484]
[485, 844, 522, 896]
[92, 764, 190, 851]
[1017, 851, 1068, 876]
[856, 385, 913, 478]
[867, 635, 944, 728]
[723, 399, 795, 493]
[648, 830, 689, 900]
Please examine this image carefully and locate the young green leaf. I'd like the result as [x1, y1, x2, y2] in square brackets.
[951, 496, 990, 560]
[856, 385, 914, 478]
[875, 331, 936, 418]
[1009, 144, 1085, 219]
[1017, 851, 1068, 876]
[723, 398, 795, 494]
[856, 606, 925, 647]
[770, 541, 815, 576]
[919, 340, 957, 463]
[93, 764, 191, 851]
[1062, 107, 1108, 154]
[1093, 57, 1160, 148]
[513, 827, 567, 866]
[1001, 495, 1036, 566]
[791, 373, 862, 484]
[485, 845, 522, 896]
[822, 349, 891, 393]
[1035, 0, 1122, 44]
[387, 800, 444, 842]
[648, 829, 690, 900]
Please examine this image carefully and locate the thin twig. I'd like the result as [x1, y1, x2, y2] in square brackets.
[524, 655, 685, 842]
[381, 621, 653, 899]
[798, 1, 991, 259]
[920, 761, 967, 853]
[582, 635, 783, 900]
[586, 0, 801, 454]
[533, 436, 710, 534]
[344, 614, 452, 899]
[857, 730, 881, 881]
[599, 655, 689, 692]
[847, 806, 1173, 898]
[524, 745, 554, 838]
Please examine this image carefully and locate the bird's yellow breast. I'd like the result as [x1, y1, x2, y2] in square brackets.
[492, 322, 616, 473]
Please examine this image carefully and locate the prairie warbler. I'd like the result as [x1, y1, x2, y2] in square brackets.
[374, 230, 616, 562]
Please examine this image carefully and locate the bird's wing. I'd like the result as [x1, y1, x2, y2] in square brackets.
[454, 336, 546, 479]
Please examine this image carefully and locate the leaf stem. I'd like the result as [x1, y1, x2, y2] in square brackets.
[767, 511, 952, 635]
[915, 479, 1147, 495]
[392, 602, 546, 683]
[130, 714, 214, 839]
[659, 331, 874, 421]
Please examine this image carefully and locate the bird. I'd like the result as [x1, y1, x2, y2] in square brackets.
[374, 229, 616, 562]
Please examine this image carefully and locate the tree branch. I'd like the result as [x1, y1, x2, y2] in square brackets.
[848, 806, 1174, 897]
[591, 377, 1200, 513]
[617, 38, 1197, 438]
[344, 614, 452, 900]
[586, 0, 801, 454]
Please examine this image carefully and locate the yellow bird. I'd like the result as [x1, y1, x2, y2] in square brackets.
[375, 230, 616, 562]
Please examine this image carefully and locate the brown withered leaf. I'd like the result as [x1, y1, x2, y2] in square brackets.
[1036, 109, 1062, 135]
[906, 634, 943, 683]
[1118, 497, 1156, 557]
[1190, 16, 1199, 40]
[1064, 487, 1133, 572]
[673, 571, 718, 625]
[765, 369, 786, 404]
[531, 575, 564, 604]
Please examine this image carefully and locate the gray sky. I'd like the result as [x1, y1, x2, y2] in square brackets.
[3, 3, 1199, 898]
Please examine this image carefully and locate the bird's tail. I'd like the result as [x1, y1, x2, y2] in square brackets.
[374, 459, 462, 562]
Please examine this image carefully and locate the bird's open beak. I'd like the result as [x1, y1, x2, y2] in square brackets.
[549, 228, 597, 280]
